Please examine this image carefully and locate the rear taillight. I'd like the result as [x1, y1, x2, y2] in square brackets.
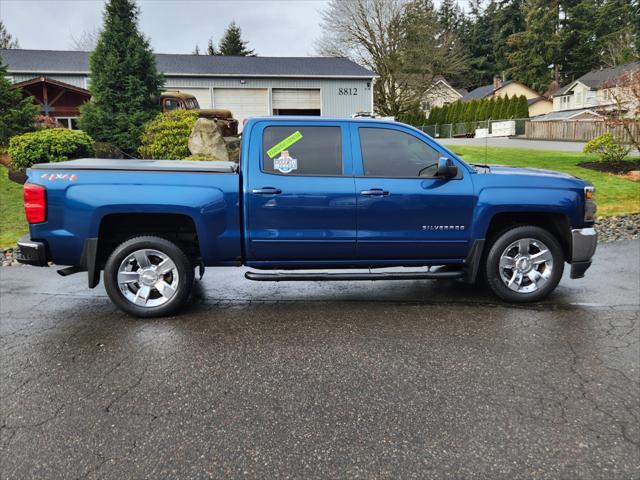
[24, 184, 46, 223]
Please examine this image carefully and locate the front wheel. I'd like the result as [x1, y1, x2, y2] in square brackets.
[485, 226, 564, 303]
[104, 236, 194, 318]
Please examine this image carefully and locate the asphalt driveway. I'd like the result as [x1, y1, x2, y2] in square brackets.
[1, 240, 639, 479]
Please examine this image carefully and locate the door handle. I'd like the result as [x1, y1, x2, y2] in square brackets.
[360, 188, 389, 196]
[252, 187, 282, 195]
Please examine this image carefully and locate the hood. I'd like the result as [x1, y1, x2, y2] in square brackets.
[487, 165, 578, 181]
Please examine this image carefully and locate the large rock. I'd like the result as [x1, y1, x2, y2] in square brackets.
[188, 118, 229, 161]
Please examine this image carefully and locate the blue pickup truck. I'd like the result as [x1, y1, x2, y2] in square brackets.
[17, 117, 597, 317]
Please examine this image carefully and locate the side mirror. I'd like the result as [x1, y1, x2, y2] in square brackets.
[437, 157, 458, 179]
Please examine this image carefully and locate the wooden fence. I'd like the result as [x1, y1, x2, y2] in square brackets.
[525, 120, 639, 143]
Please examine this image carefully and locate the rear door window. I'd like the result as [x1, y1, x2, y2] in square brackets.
[262, 126, 343, 176]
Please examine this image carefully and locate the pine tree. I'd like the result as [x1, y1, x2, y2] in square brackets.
[192, 45, 201, 55]
[0, 59, 39, 146]
[79, 0, 164, 155]
[506, 95, 518, 118]
[561, 0, 600, 81]
[441, 104, 450, 124]
[218, 21, 255, 56]
[437, 0, 463, 34]
[506, 0, 561, 92]
[0, 21, 19, 49]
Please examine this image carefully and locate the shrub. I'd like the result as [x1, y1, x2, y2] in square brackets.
[9, 129, 94, 170]
[138, 110, 198, 159]
[583, 132, 631, 162]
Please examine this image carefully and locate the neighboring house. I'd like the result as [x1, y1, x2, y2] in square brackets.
[462, 77, 553, 117]
[1, 49, 375, 131]
[421, 76, 467, 115]
[10, 76, 91, 129]
[552, 61, 640, 116]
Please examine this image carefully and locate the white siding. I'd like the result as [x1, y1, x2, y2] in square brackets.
[169, 88, 212, 108]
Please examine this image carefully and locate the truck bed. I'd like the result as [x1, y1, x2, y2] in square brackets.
[31, 158, 238, 173]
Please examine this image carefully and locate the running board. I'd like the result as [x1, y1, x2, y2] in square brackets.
[245, 269, 464, 282]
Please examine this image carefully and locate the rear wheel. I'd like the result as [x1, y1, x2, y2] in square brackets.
[485, 226, 564, 303]
[104, 236, 194, 318]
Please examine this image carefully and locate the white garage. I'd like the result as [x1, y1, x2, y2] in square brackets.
[213, 88, 269, 130]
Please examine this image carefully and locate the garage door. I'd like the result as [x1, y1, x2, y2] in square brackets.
[272, 89, 321, 113]
[170, 88, 212, 108]
[213, 88, 269, 131]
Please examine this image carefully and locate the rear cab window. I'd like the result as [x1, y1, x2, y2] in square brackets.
[261, 125, 343, 176]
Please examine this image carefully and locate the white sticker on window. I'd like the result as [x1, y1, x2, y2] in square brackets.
[273, 150, 298, 174]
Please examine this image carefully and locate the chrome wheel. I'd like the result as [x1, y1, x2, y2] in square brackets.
[498, 238, 553, 294]
[117, 249, 179, 307]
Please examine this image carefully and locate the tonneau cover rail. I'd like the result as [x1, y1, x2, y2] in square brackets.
[31, 158, 238, 173]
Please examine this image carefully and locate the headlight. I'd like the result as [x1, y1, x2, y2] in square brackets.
[584, 186, 596, 222]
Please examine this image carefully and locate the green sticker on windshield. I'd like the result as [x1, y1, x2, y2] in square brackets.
[267, 131, 303, 158]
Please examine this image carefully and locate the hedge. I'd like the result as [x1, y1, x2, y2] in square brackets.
[9, 128, 94, 170]
[138, 110, 198, 160]
[426, 95, 530, 125]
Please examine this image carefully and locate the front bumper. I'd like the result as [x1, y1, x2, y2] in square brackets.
[16, 235, 49, 266]
[570, 227, 597, 279]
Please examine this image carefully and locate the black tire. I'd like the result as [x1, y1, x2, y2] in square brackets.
[485, 226, 564, 303]
[104, 236, 194, 318]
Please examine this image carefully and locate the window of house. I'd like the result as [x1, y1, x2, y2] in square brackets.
[359, 127, 443, 178]
[262, 126, 343, 176]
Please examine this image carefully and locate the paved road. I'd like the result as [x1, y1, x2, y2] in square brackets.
[438, 137, 590, 152]
[1, 240, 639, 479]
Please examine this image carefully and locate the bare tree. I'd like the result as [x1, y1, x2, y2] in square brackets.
[602, 67, 640, 152]
[0, 20, 19, 49]
[69, 28, 101, 51]
[316, 0, 468, 117]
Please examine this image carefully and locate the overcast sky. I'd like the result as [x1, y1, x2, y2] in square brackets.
[1, 0, 470, 57]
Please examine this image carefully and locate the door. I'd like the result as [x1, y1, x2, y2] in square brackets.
[272, 89, 321, 116]
[352, 124, 475, 260]
[246, 123, 356, 261]
[213, 88, 269, 131]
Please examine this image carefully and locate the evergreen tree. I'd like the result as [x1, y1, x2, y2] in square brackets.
[441, 104, 451, 124]
[192, 44, 201, 55]
[218, 21, 255, 56]
[477, 99, 487, 121]
[0, 21, 19, 49]
[486, 98, 497, 119]
[506, 95, 518, 118]
[518, 95, 529, 118]
[0, 59, 39, 146]
[597, 0, 638, 67]
[79, 0, 164, 154]
[428, 106, 440, 125]
[561, 0, 601, 81]
[437, 0, 463, 34]
[506, 0, 561, 92]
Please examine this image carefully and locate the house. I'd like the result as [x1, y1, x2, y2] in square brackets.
[462, 77, 553, 117]
[10, 76, 91, 129]
[552, 61, 640, 117]
[421, 77, 467, 115]
[1, 49, 376, 130]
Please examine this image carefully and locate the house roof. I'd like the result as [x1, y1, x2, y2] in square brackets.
[0, 48, 376, 79]
[554, 61, 640, 96]
[11, 76, 90, 96]
[527, 96, 550, 106]
[461, 80, 518, 101]
[426, 77, 467, 99]
[531, 108, 604, 121]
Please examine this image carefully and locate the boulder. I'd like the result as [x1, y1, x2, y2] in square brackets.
[188, 118, 229, 162]
[224, 136, 241, 163]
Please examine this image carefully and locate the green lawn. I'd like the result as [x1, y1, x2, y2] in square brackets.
[449, 145, 640, 217]
[0, 166, 28, 248]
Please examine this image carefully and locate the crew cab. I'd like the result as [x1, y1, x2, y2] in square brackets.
[17, 117, 597, 317]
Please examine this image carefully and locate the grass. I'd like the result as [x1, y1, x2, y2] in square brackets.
[449, 145, 640, 217]
[0, 166, 28, 248]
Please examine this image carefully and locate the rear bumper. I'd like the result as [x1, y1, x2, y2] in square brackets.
[570, 227, 597, 279]
[16, 235, 48, 266]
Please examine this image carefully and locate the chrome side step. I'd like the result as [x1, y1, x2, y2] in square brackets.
[245, 269, 464, 282]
